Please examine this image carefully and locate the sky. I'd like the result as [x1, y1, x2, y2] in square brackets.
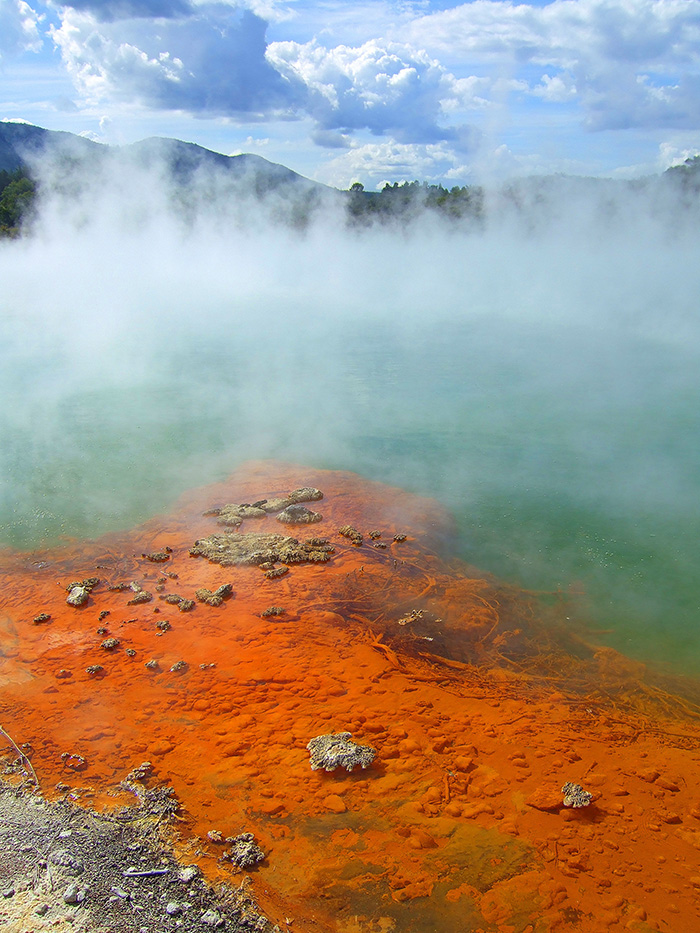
[1, 0, 700, 188]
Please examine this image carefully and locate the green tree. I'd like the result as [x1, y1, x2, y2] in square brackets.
[0, 172, 36, 234]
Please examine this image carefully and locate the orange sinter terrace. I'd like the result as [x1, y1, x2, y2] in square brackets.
[1, 462, 700, 933]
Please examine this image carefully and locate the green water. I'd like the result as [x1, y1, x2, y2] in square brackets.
[1, 304, 698, 676]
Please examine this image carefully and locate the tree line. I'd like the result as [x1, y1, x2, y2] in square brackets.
[0, 168, 36, 236]
[347, 179, 484, 225]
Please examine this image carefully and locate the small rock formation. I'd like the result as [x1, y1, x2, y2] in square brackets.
[158, 594, 194, 611]
[190, 532, 333, 568]
[195, 584, 233, 606]
[205, 487, 324, 526]
[100, 637, 120, 651]
[276, 504, 323, 525]
[562, 782, 593, 808]
[338, 525, 363, 546]
[226, 832, 265, 869]
[261, 606, 285, 618]
[127, 582, 153, 605]
[307, 732, 376, 773]
[141, 549, 172, 562]
[66, 578, 99, 607]
[214, 504, 268, 527]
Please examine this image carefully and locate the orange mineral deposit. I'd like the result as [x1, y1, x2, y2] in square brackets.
[2, 461, 700, 933]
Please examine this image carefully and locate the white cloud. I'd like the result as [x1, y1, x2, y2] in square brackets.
[314, 138, 473, 189]
[0, 0, 42, 60]
[51, 3, 302, 116]
[267, 37, 478, 146]
[658, 138, 700, 169]
[56, 0, 195, 19]
[56, 0, 296, 23]
[532, 72, 577, 102]
[404, 0, 700, 131]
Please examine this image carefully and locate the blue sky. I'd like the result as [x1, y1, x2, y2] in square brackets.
[2, 0, 700, 187]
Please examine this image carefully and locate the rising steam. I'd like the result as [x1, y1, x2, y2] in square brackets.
[1, 143, 699, 672]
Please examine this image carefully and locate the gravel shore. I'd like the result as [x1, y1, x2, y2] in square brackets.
[0, 778, 277, 933]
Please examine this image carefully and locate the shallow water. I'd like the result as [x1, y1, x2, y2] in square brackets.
[1, 304, 699, 676]
[2, 463, 700, 933]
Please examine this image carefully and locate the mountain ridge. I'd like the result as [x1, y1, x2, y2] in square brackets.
[0, 120, 327, 193]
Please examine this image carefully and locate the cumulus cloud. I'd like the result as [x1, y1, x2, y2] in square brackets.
[314, 138, 474, 189]
[51, 3, 302, 116]
[267, 37, 478, 147]
[57, 0, 196, 20]
[0, 0, 42, 60]
[405, 0, 700, 131]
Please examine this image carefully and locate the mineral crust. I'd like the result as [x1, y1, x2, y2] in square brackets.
[307, 732, 376, 772]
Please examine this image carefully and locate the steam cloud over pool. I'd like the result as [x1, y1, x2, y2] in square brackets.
[1, 161, 699, 674]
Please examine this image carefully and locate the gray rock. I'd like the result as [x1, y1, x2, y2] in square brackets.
[50, 848, 84, 875]
[177, 865, 199, 883]
[165, 902, 182, 916]
[66, 586, 89, 607]
[561, 781, 593, 808]
[201, 908, 223, 926]
[63, 882, 87, 904]
[307, 732, 376, 773]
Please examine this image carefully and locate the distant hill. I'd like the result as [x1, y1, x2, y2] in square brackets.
[0, 121, 102, 173]
[1, 120, 698, 235]
[0, 121, 329, 196]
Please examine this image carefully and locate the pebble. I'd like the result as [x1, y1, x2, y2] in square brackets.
[636, 768, 660, 783]
[63, 883, 87, 905]
[50, 849, 84, 875]
[453, 756, 474, 772]
[35, 904, 49, 916]
[201, 909, 223, 926]
[178, 866, 199, 883]
[165, 902, 182, 916]
[324, 794, 347, 814]
[527, 787, 565, 811]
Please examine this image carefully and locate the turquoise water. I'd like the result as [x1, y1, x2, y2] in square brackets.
[1, 219, 699, 676]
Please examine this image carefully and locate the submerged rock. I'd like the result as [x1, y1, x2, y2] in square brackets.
[190, 533, 333, 568]
[307, 732, 376, 773]
[561, 782, 593, 808]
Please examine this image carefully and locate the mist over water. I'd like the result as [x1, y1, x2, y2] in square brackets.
[2, 162, 699, 675]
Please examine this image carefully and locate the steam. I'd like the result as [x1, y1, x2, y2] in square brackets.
[1, 146, 699, 674]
